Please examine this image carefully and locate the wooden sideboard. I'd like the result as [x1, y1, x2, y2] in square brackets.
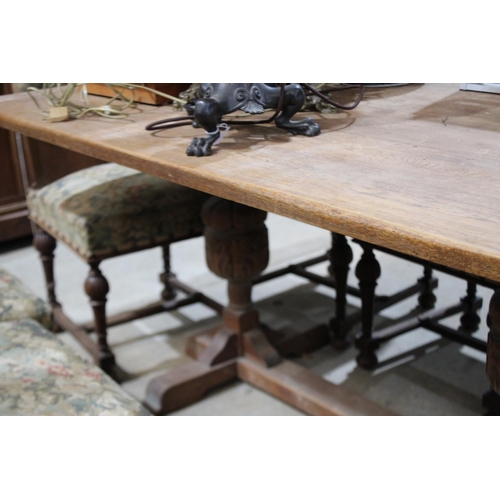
[0, 83, 102, 243]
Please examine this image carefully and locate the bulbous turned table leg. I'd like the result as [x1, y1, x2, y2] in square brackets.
[483, 289, 500, 415]
[144, 197, 281, 415]
[201, 197, 281, 367]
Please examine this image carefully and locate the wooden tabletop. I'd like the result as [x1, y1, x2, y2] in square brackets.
[1, 84, 499, 282]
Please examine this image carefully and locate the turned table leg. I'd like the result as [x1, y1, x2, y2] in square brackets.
[144, 197, 281, 414]
[418, 265, 437, 309]
[483, 289, 500, 415]
[328, 233, 353, 349]
[355, 242, 381, 369]
[203, 197, 281, 367]
[460, 279, 482, 332]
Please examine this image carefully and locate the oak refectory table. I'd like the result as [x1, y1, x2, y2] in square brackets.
[1, 83, 499, 416]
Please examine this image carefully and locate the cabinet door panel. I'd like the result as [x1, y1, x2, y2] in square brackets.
[0, 127, 23, 206]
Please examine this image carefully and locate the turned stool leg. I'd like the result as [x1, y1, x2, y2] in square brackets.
[328, 233, 353, 349]
[33, 227, 60, 310]
[160, 244, 177, 302]
[33, 227, 63, 333]
[84, 261, 115, 371]
[484, 289, 500, 415]
[355, 242, 381, 369]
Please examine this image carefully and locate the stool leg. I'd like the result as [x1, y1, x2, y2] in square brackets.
[355, 242, 381, 369]
[84, 261, 115, 371]
[328, 233, 353, 349]
[33, 227, 60, 309]
[160, 243, 177, 301]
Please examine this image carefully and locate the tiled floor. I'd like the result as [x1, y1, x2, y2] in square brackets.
[0, 214, 492, 415]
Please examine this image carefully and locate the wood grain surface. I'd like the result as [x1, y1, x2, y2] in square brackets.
[1, 84, 499, 282]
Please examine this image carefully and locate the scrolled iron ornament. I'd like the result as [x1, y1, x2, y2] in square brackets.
[146, 83, 364, 157]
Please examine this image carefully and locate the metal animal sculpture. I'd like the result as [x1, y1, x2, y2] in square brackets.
[146, 83, 364, 157]
[185, 83, 320, 156]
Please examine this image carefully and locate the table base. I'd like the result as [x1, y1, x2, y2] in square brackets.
[144, 325, 395, 416]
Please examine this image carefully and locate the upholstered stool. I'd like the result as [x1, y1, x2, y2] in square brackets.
[27, 163, 221, 378]
[0, 319, 150, 415]
[0, 265, 53, 330]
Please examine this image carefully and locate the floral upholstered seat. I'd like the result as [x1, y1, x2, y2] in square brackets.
[0, 266, 53, 330]
[27, 163, 210, 259]
[27, 161, 218, 376]
[0, 319, 150, 416]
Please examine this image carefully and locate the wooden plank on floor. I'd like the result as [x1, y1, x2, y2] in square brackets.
[237, 357, 397, 416]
